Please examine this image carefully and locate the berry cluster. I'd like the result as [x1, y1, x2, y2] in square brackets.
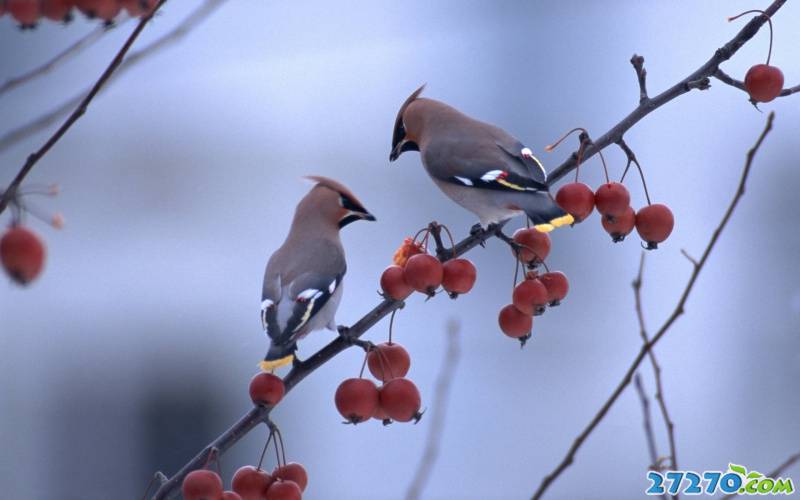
[729, 10, 785, 104]
[381, 229, 477, 301]
[182, 456, 307, 500]
[498, 227, 569, 344]
[0, 0, 156, 28]
[547, 128, 674, 250]
[557, 180, 674, 249]
[336, 338, 422, 425]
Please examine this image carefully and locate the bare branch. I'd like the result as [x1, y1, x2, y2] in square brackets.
[720, 451, 800, 499]
[0, 2, 169, 216]
[0, 0, 228, 157]
[633, 374, 660, 471]
[0, 23, 120, 98]
[634, 252, 678, 497]
[714, 67, 800, 97]
[546, 0, 787, 185]
[406, 319, 462, 500]
[531, 112, 775, 500]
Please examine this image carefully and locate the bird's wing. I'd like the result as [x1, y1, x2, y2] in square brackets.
[424, 134, 549, 193]
[267, 271, 343, 346]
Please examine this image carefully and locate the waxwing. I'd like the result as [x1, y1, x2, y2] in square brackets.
[259, 176, 375, 370]
[389, 85, 573, 232]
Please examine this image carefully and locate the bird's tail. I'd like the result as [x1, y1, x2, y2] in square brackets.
[259, 342, 296, 371]
[521, 192, 573, 232]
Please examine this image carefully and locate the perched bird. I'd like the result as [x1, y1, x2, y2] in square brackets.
[389, 85, 573, 231]
[259, 176, 375, 370]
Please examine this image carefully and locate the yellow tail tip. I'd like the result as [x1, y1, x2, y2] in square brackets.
[259, 355, 294, 371]
[551, 214, 575, 227]
[534, 223, 555, 233]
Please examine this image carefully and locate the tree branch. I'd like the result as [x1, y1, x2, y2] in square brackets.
[530, 112, 774, 500]
[634, 252, 678, 498]
[406, 319, 462, 500]
[633, 374, 660, 471]
[150, 224, 501, 499]
[0, 1, 169, 216]
[545, 0, 787, 186]
[0, 22, 121, 98]
[0, 0, 227, 157]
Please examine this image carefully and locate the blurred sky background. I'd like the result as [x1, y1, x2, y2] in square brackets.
[1, 1, 799, 499]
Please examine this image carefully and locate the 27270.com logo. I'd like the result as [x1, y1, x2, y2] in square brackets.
[646, 464, 795, 496]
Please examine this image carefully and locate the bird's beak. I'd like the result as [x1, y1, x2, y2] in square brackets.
[362, 212, 376, 222]
[389, 142, 402, 162]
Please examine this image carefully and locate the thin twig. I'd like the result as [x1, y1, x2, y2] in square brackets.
[633, 374, 669, 500]
[721, 451, 800, 499]
[0, 22, 123, 98]
[634, 252, 678, 498]
[546, 0, 787, 185]
[714, 68, 800, 97]
[633, 374, 659, 470]
[0, 0, 228, 157]
[630, 54, 649, 103]
[0, 1, 168, 215]
[150, 223, 501, 499]
[531, 112, 775, 500]
[406, 319, 462, 500]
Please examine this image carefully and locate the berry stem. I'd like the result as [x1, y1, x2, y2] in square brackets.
[256, 430, 274, 471]
[728, 10, 774, 65]
[617, 139, 652, 205]
[274, 426, 287, 467]
[597, 149, 610, 183]
[358, 349, 370, 379]
[388, 309, 397, 344]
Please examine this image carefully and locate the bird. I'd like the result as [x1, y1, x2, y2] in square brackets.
[259, 176, 375, 371]
[389, 85, 573, 232]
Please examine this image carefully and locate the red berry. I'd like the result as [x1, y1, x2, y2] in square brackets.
[41, 0, 73, 21]
[182, 469, 223, 500]
[635, 204, 674, 249]
[512, 279, 549, 315]
[232, 466, 273, 499]
[273, 463, 308, 492]
[334, 378, 379, 424]
[379, 378, 422, 423]
[380, 265, 413, 301]
[403, 253, 443, 295]
[367, 342, 410, 382]
[1, 225, 46, 285]
[7, 0, 40, 27]
[512, 228, 551, 264]
[249, 372, 285, 407]
[744, 64, 784, 103]
[222, 492, 243, 500]
[601, 206, 636, 242]
[373, 403, 391, 423]
[539, 272, 569, 305]
[265, 480, 302, 500]
[556, 182, 595, 222]
[441, 258, 477, 296]
[498, 304, 532, 338]
[594, 182, 630, 218]
[121, 0, 157, 16]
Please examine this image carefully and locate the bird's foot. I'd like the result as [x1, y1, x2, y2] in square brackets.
[337, 325, 375, 352]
